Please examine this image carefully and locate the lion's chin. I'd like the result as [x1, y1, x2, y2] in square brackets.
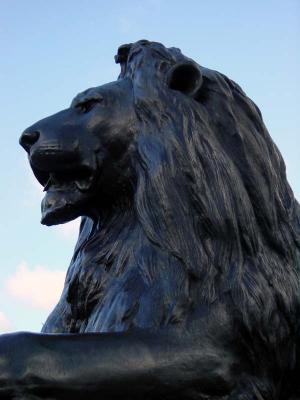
[41, 187, 89, 226]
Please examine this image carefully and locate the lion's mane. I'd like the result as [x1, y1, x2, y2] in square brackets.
[53, 41, 300, 359]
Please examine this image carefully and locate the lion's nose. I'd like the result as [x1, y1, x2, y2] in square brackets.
[19, 130, 40, 152]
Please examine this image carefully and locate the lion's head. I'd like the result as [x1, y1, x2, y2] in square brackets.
[21, 41, 300, 339]
[20, 78, 137, 226]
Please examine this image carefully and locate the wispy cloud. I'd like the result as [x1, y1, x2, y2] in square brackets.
[116, 0, 161, 34]
[6, 261, 65, 310]
[0, 312, 13, 333]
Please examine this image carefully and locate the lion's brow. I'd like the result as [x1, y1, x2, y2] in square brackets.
[70, 91, 103, 108]
[70, 94, 84, 107]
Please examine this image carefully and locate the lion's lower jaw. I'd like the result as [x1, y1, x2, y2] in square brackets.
[41, 204, 81, 226]
[41, 188, 91, 226]
[41, 206, 80, 226]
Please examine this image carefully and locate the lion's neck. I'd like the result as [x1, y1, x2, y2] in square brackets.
[74, 206, 138, 264]
[63, 207, 191, 333]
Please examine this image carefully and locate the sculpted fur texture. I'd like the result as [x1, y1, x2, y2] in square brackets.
[11, 40, 300, 398]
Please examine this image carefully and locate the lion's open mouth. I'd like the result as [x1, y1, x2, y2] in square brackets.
[31, 165, 96, 193]
[43, 168, 95, 193]
[30, 164, 97, 226]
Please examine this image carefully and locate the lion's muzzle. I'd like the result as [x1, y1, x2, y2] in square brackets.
[19, 129, 40, 152]
[20, 113, 99, 226]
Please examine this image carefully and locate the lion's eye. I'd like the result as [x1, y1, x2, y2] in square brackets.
[75, 98, 103, 113]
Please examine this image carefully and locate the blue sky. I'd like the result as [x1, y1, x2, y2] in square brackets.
[0, 0, 299, 332]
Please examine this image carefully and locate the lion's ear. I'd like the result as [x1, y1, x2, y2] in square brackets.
[167, 62, 203, 98]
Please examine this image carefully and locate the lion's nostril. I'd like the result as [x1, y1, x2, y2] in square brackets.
[19, 130, 40, 151]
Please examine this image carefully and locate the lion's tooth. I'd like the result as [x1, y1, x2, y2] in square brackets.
[75, 175, 94, 192]
[43, 176, 52, 192]
[75, 180, 91, 192]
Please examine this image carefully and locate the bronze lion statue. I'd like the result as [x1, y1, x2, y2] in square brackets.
[1, 40, 299, 399]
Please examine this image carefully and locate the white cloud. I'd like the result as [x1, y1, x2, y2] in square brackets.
[54, 218, 80, 241]
[0, 312, 13, 333]
[6, 261, 65, 310]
